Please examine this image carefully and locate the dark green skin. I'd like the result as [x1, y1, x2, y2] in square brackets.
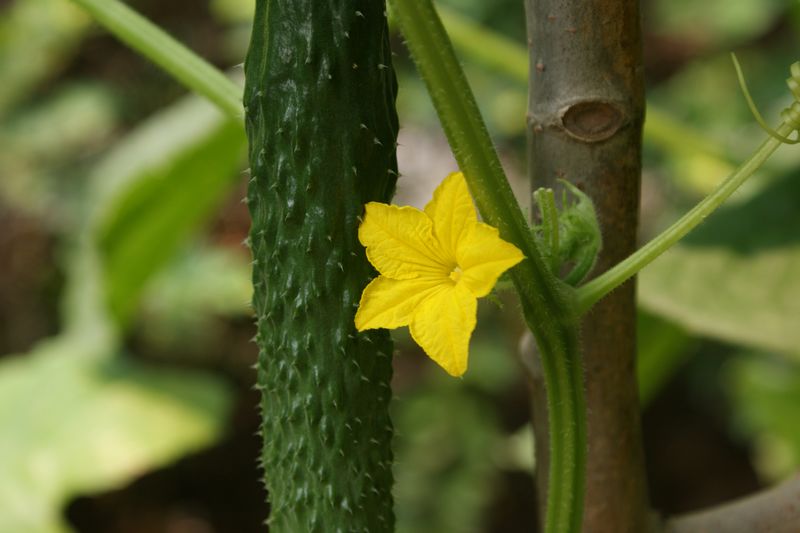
[243, 1, 398, 531]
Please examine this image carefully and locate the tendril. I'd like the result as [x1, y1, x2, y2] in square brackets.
[731, 52, 800, 144]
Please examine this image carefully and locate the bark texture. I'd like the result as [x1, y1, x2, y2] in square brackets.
[524, 1, 649, 531]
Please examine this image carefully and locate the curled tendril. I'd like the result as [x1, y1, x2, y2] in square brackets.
[732, 52, 800, 145]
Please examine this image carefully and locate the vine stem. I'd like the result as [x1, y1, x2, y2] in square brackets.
[69, 0, 242, 119]
[389, 1, 586, 532]
[576, 122, 791, 314]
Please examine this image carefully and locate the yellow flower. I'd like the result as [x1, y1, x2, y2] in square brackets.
[355, 172, 524, 377]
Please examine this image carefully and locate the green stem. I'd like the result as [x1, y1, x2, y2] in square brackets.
[534, 188, 560, 271]
[576, 123, 790, 314]
[389, 1, 586, 532]
[388, 1, 538, 262]
[69, 0, 242, 119]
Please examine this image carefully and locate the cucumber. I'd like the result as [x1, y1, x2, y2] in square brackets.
[243, 1, 398, 531]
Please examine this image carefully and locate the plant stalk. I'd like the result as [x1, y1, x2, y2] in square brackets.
[525, 1, 649, 531]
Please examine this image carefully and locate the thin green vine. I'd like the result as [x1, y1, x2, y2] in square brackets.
[70, 0, 242, 119]
[576, 123, 793, 314]
[732, 54, 800, 145]
[577, 55, 800, 311]
[388, 1, 587, 532]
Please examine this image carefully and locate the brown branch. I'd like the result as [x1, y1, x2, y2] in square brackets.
[524, 0, 649, 531]
[663, 474, 800, 533]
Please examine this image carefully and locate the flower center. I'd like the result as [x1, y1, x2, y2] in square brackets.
[449, 265, 462, 284]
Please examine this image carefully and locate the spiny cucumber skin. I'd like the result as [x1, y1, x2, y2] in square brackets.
[243, 1, 398, 532]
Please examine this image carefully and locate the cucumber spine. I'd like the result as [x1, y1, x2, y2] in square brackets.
[243, 1, 399, 531]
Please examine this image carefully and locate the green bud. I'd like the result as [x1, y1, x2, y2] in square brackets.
[533, 181, 602, 286]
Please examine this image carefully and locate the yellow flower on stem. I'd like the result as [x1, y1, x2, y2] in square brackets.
[355, 172, 524, 376]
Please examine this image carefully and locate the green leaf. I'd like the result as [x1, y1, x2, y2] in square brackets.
[88, 95, 246, 327]
[639, 170, 800, 356]
[650, 0, 785, 47]
[0, 337, 232, 533]
[137, 245, 252, 351]
[726, 354, 800, 480]
[141, 245, 252, 320]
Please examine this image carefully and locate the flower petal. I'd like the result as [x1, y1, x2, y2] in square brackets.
[359, 202, 449, 279]
[355, 276, 442, 331]
[457, 222, 524, 297]
[423, 172, 477, 259]
[409, 284, 477, 377]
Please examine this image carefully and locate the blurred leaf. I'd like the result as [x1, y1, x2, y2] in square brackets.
[394, 383, 500, 533]
[0, 83, 118, 223]
[0, 0, 89, 116]
[726, 355, 800, 481]
[137, 245, 252, 352]
[646, 51, 798, 199]
[142, 245, 252, 320]
[643, 105, 736, 197]
[207, 0, 255, 61]
[0, 83, 116, 162]
[88, 95, 247, 327]
[0, 337, 232, 533]
[645, 54, 764, 199]
[650, 0, 785, 47]
[637, 311, 695, 406]
[497, 423, 535, 473]
[210, 0, 255, 23]
[432, 3, 527, 83]
[437, 0, 525, 38]
[640, 170, 800, 356]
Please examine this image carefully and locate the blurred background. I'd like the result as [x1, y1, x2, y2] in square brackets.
[1, 0, 799, 531]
